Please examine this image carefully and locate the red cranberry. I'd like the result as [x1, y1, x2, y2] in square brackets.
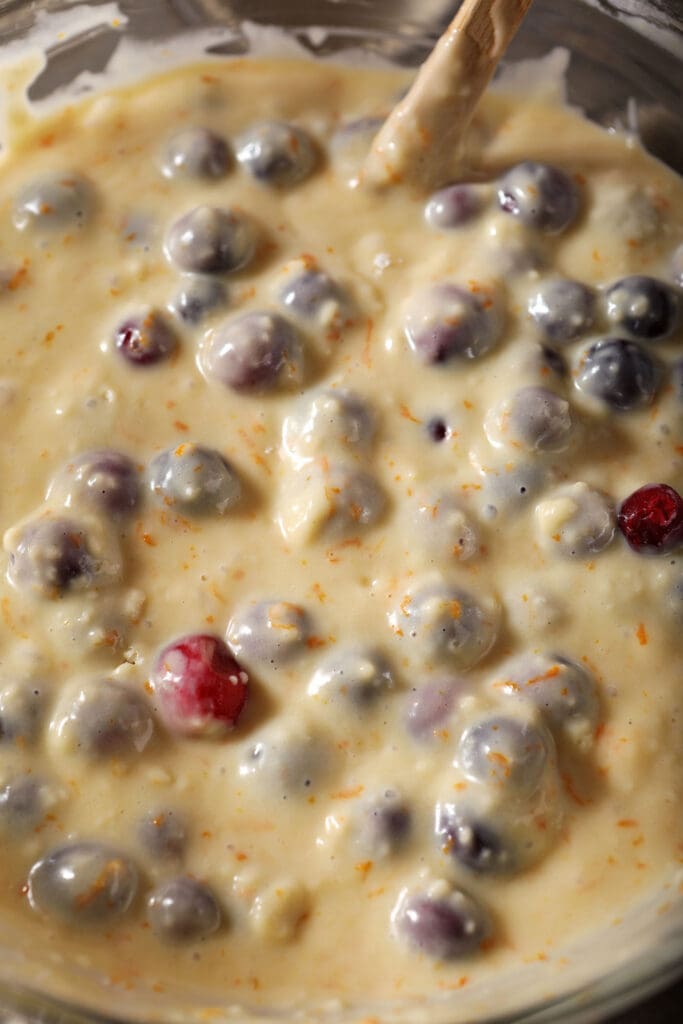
[152, 634, 249, 738]
[618, 483, 683, 553]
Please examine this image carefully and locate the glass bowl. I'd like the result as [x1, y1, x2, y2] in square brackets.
[0, 2, 681, 1022]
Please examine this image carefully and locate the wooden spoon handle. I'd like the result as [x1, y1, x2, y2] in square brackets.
[363, 0, 534, 191]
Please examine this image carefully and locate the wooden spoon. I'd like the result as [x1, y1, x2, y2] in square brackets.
[363, 0, 534, 191]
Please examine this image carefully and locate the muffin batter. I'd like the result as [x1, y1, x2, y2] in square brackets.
[0, 52, 681, 1018]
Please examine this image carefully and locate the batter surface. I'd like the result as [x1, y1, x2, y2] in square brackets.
[0, 53, 681, 1018]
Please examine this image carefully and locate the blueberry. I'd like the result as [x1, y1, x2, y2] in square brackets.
[0, 681, 44, 744]
[392, 885, 490, 960]
[316, 465, 386, 538]
[332, 116, 384, 143]
[161, 128, 230, 180]
[0, 776, 48, 834]
[535, 482, 616, 558]
[227, 600, 311, 665]
[670, 574, 683, 622]
[170, 277, 228, 324]
[138, 808, 188, 861]
[528, 278, 595, 343]
[674, 358, 683, 404]
[52, 679, 155, 758]
[28, 841, 139, 925]
[114, 311, 178, 367]
[490, 243, 544, 278]
[539, 345, 567, 379]
[148, 443, 240, 515]
[239, 724, 333, 797]
[497, 161, 579, 233]
[279, 463, 386, 543]
[330, 116, 384, 179]
[426, 417, 449, 442]
[480, 461, 546, 513]
[331, 117, 383, 152]
[414, 494, 480, 562]
[392, 582, 499, 671]
[604, 275, 678, 341]
[435, 803, 514, 875]
[484, 386, 573, 454]
[202, 311, 302, 392]
[278, 267, 350, 325]
[165, 206, 255, 275]
[405, 678, 459, 741]
[121, 210, 156, 250]
[496, 653, 600, 743]
[575, 338, 660, 411]
[424, 184, 485, 230]
[404, 283, 502, 365]
[48, 450, 139, 517]
[13, 172, 93, 232]
[147, 876, 221, 943]
[236, 121, 317, 187]
[308, 648, 394, 710]
[672, 244, 683, 287]
[281, 388, 375, 467]
[5, 517, 99, 597]
[457, 715, 551, 796]
[354, 789, 411, 859]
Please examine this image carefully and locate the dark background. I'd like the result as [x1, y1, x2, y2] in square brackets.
[610, 977, 683, 1022]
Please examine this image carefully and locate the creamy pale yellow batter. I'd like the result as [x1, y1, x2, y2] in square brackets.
[0, 54, 681, 1020]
